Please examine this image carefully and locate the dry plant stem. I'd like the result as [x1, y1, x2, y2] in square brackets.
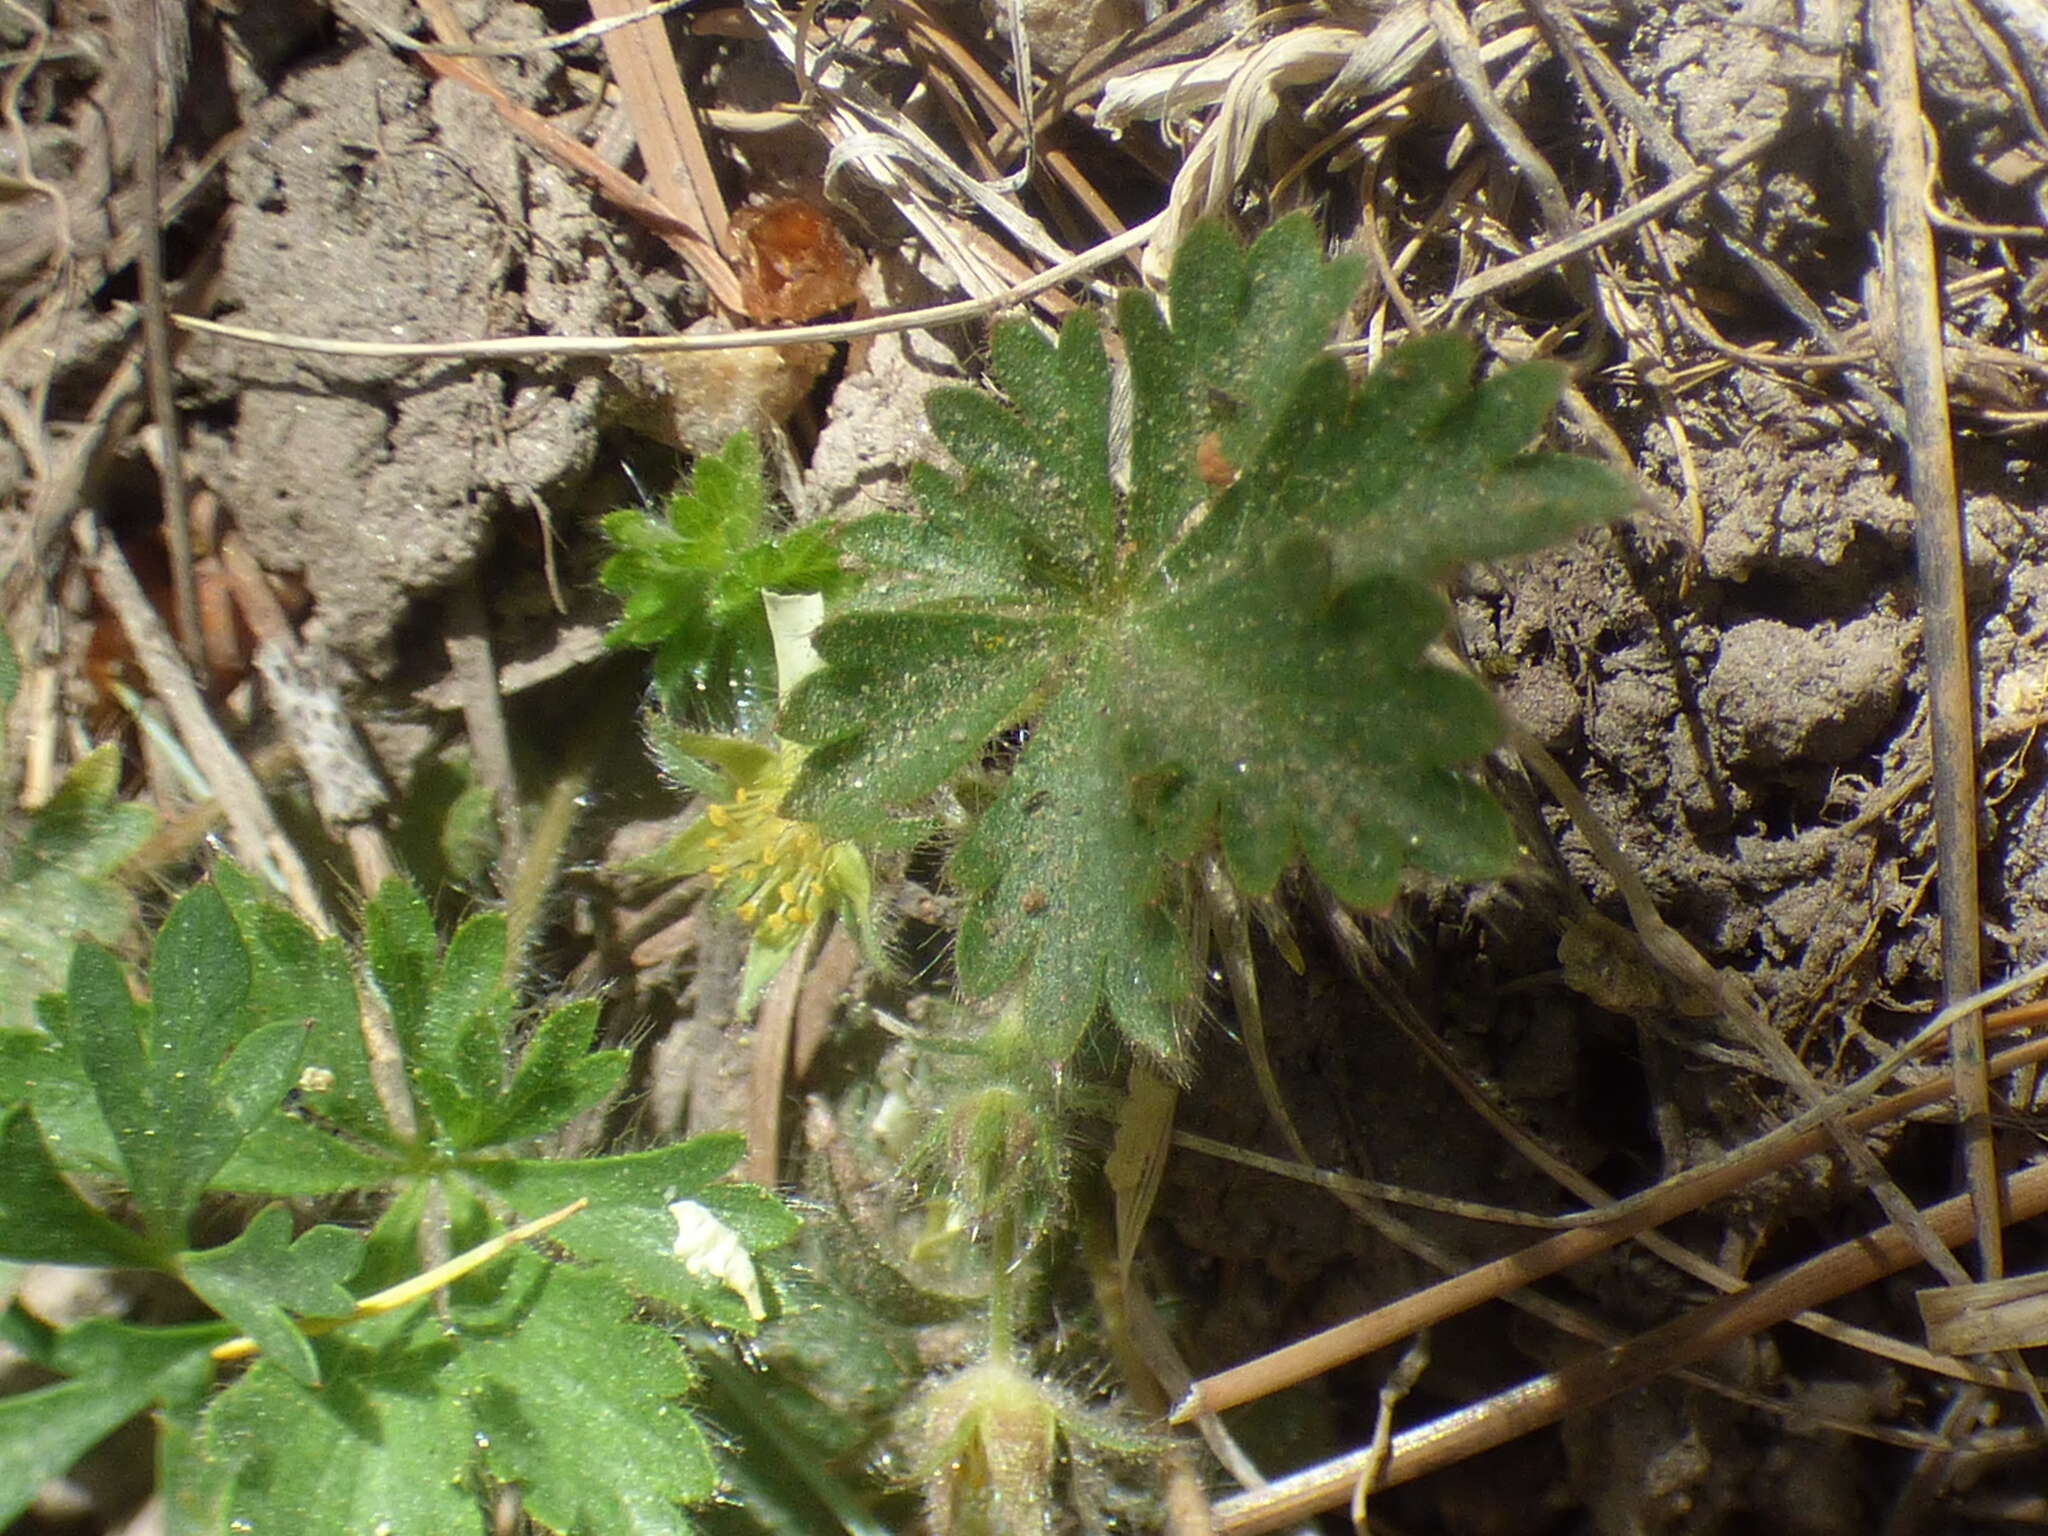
[587, 0, 738, 268]
[174, 214, 1160, 361]
[1320, 879, 2030, 1399]
[1443, 123, 1781, 309]
[404, 17, 744, 312]
[1211, 1153, 2048, 1534]
[1, 348, 141, 619]
[358, 988, 420, 1146]
[1424, 0, 1581, 274]
[216, 533, 398, 892]
[1352, 1334, 1429, 1531]
[1884, 1386, 1989, 1536]
[208, 1199, 588, 1363]
[443, 580, 524, 875]
[885, 0, 1127, 237]
[1513, 727, 1983, 1274]
[336, 0, 701, 59]
[1191, 882, 1951, 1445]
[1169, 1128, 1570, 1228]
[1077, 1204, 1218, 1536]
[1515, 0, 1904, 435]
[500, 702, 604, 982]
[744, 924, 819, 1187]
[790, 925, 860, 1083]
[138, 0, 199, 670]
[1521, 726, 2048, 1422]
[73, 517, 330, 934]
[1175, 1021, 2048, 1425]
[1873, 0, 1998, 1280]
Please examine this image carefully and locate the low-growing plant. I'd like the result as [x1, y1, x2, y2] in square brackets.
[597, 215, 1633, 1529]
[0, 869, 793, 1534]
[1, 213, 1632, 1536]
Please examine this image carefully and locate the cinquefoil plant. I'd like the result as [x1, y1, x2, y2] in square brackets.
[0, 869, 794, 1535]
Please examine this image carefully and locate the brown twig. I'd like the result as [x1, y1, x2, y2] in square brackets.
[172, 215, 1160, 362]
[1173, 1011, 2048, 1425]
[74, 516, 330, 934]
[587, 0, 738, 271]
[404, 6, 745, 313]
[1872, 0, 1999, 1282]
[442, 579, 524, 877]
[1209, 1151, 2048, 1533]
[137, 0, 199, 670]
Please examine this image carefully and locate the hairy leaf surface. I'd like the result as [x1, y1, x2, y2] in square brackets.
[785, 216, 1632, 1055]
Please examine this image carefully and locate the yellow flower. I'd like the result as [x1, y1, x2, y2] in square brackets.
[639, 725, 877, 1016]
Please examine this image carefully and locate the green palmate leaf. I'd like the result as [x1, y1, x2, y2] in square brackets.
[422, 910, 515, 1093]
[212, 1111, 403, 1199]
[0, 1321, 214, 1529]
[202, 1331, 484, 1536]
[366, 880, 629, 1150]
[0, 1104, 156, 1267]
[1119, 216, 1364, 557]
[947, 682, 1191, 1058]
[0, 744, 155, 1033]
[785, 216, 1632, 1057]
[65, 883, 305, 1244]
[1187, 336, 1637, 585]
[454, 1262, 716, 1535]
[179, 1205, 365, 1387]
[602, 429, 852, 724]
[207, 864, 407, 1196]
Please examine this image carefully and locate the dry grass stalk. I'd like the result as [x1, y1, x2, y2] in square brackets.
[1175, 1011, 2048, 1426]
[1210, 1151, 2048, 1533]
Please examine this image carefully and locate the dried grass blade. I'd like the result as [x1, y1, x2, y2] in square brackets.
[1209, 1152, 2048, 1534]
[588, 0, 739, 270]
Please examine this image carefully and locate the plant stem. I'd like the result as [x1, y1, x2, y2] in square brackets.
[986, 1206, 1019, 1362]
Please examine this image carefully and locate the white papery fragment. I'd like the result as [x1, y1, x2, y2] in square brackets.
[668, 1199, 767, 1320]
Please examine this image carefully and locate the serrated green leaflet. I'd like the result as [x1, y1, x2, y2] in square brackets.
[202, 1333, 485, 1536]
[784, 215, 1632, 1057]
[465, 998, 628, 1148]
[462, 1135, 797, 1333]
[0, 993, 120, 1178]
[362, 875, 437, 1049]
[0, 744, 154, 1033]
[358, 879, 628, 1151]
[0, 1104, 156, 1266]
[602, 429, 851, 724]
[0, 1323, 214, 1529]
[64, 883, 305, 1244]
[454, 1263, 716, 1535]
[212, 862, 390, 1144]
[180, 1205, 365, 1386]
